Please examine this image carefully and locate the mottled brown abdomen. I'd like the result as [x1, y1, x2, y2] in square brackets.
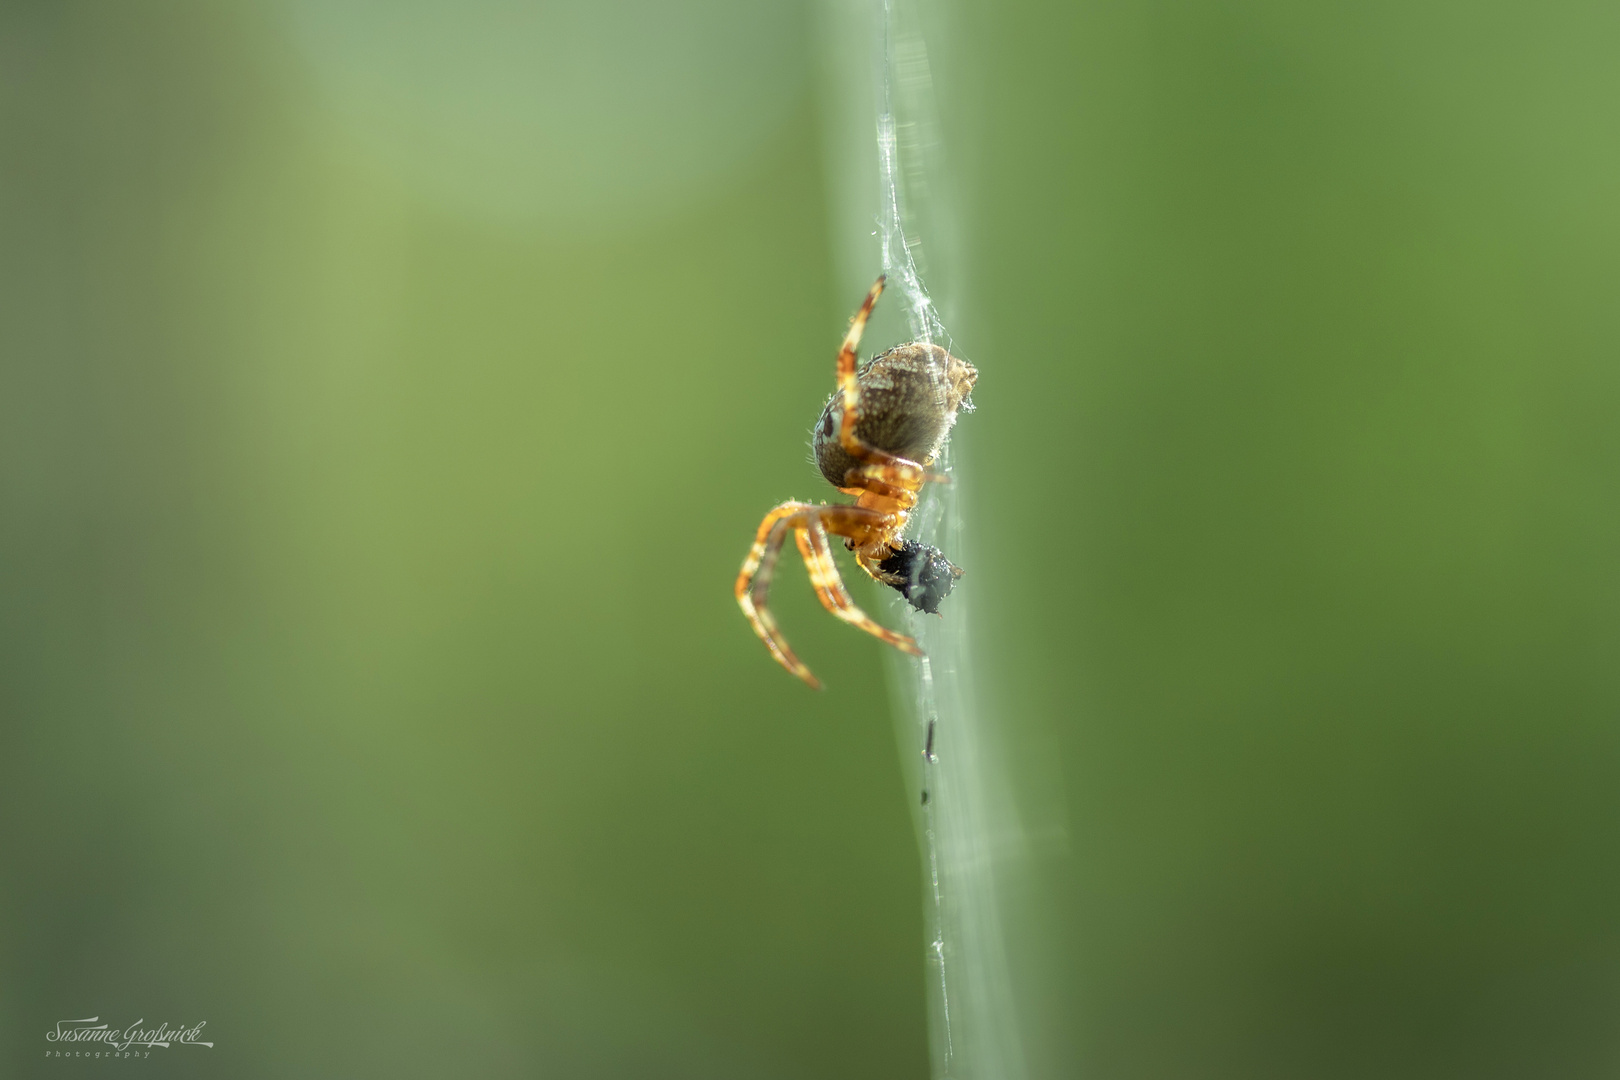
[812, 343, 977, 489]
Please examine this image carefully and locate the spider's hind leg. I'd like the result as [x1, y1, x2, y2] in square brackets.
[797, 519, 923, 657]
[736, 501, 924, 686]
[735, 502, 821, 688]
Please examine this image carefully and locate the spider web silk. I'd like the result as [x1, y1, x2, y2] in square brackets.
[818, 2, 1030, 1077]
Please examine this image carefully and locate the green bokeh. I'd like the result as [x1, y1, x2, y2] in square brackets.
[3, 3, 921, 1077]
[963, 1, 1620, 1075]
[7, 1, 1620, 1078]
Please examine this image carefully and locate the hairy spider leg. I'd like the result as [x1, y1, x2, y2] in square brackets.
[842, 463, 927, 501]
[835, 280, 918, 473]
[736, 504, 819, 688]
[736, 500, 919, 686]
[834, 279, 933, 502]
[796, 519, 923, 657]
[839, 478, 917, 511]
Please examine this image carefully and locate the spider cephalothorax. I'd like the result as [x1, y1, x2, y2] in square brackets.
[735, 277, 977, 687]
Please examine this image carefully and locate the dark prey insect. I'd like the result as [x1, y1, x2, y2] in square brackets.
[735, 277, 978, 688]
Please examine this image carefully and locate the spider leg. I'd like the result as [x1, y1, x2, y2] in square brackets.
[836, 276, 884, 415]
[838, 482, 917, 512]
[833, 278, 942, 494]
[796, 520, 923, 657]
[843, 462, 926, 499]
[736, 501, 914, 686]
[834, 279, 902, 469]
[736, 502, 820, 688]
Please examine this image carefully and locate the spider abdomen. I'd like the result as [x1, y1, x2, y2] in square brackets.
[812, 343, 977, 489]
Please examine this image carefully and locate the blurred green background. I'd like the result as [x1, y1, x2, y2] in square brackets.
[6, 1, 1620, 1077]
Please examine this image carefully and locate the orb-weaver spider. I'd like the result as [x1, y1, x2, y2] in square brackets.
[735, 277, 978, 688]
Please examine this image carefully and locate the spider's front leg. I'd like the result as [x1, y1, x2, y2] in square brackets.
[832, 279, 948, 499]
[835, 275, 885, 427]
[833, 279, 911, 476]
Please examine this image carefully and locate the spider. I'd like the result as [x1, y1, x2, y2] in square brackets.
[735, 276, 978, 688]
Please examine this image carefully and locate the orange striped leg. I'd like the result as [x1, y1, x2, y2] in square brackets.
[839, 483, 917, 512]
[796, 520, 923, 657]
[843, 461, 926, 498]
[833, 278, 944, 489]
[834, 278, 893, 465]
[736, 503, 820, 687]
[735, 501, 903, 686]
[836, 276, 885, 414]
